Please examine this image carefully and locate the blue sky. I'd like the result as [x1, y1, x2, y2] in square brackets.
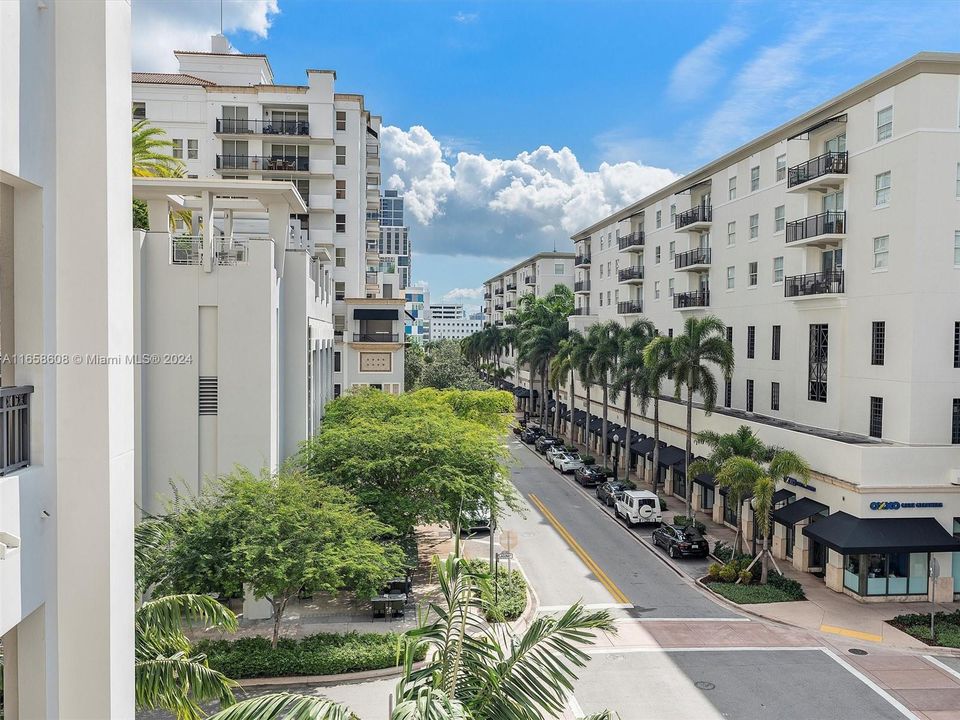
[134, 0, 960, 307]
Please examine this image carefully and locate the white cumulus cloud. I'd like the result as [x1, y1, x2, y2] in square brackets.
[381, 126, 679, 259]
[443, 287, 484, 301]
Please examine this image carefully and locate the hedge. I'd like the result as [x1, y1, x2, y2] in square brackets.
[464, 558, 528, 622]
[706, 582, 798, 604]
[193, 632, 425, 679]
[889, 609, 960, 648]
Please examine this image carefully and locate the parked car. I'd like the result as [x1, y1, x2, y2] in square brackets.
[545, 444, 567, 464]
[614, 490, 663, 527]
[459, 499, 491, 533]
[520, 426, 545, 444]
[534, 435, 561, 453]
[575, 465, 606, 487]
[652, 523, 709, 558]
[555, 453, 584, 474]
[512, 424, 523, 435]
[596, 480, 628, 507]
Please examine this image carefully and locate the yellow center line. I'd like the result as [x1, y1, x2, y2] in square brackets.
[529, 492, 631, 605]
[820, 624, 883, 643]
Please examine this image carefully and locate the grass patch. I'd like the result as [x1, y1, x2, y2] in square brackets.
[464, 558, 529, 622]
[706, 581, 800, 604]
[888, 610, 960, 648]
[194, 632, 425, 679]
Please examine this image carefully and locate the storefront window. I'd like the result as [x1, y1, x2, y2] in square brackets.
[723, 495, 738, 526]
[846, 552, 929, 596]
[673, 472, 686, 499]
[785, 523, 794, 558]
[702, 486, 714, 511]
[844, 554, 859, 592]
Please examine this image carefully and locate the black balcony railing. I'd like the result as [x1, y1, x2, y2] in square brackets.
[787, 151, 848, 188]
[353, 333, 400, 342]
[786, 211, 846, 244]
[570, 307, 592, 316]
[617, 301, 643, 314]
[506, 282, 517, 291]
[784, 270, 844, 298]
[675, 247, 712, 269]
[618, 266, 644, 282]
[216, 155, 309, 172]
[506, 300, 515, 308]
[673, 289, 710, 309]
[675, 205, 712, 230]
[215, 118, 310, 136]
[574, 280, 591, 292]
[618, 231, 645, 250]
[574, 254, 592, 266]
[494, 287, 504, 295]
[483, 292, 492, 299]
[0, 386, 32, 476]
[524, 275, 536, 285]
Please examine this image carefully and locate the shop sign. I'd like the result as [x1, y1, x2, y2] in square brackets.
[785, 476, 815, 492]
[869, 500, 944, 511]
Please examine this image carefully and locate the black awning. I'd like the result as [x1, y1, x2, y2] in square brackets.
[772, 497, 829, 527]
[772, 489, 797, 505]
[632, 436, 655, 455]
[514, 388, 530, 398]
[501, 381, 514, 390]
[802, 512, 960, 555]
[353, 308, 399, 320]
[649, 445, 686, 468]
[692, 472, 715, 489]
[605, 424, 624, 440]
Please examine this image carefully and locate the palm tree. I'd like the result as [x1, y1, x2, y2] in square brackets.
[695, 425, 769, 472]
[518, 286, 573, 426]
[587, 321, 622, 467]
[552, 330, 586, 447]
[571, 331, 595, 450]
[669, 316, 734, 519]
[755, 449, 811, 582]
[610, 319, 656, 477]
[714, 456, 762, 558]
[642, 335, 674, 488]
[133, 119, 185, 178]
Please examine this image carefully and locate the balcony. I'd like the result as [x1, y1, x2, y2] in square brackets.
[675, 247, 711, 271]
[495, 303, 504, 310]
[506, 281, 517, 291]
[524, 275, 536, 285]
[673, 289, 710, 310]
[506, 300, 515, 308]
[574, 280, 591, 293]
[0, 386, 33, 476]
[170, 236, 249, 266]
[215, 118, 310, 136]
[353, 333, 400, 343]
[618, 231, 645, 252]
[574, 254, 592, 267]
[216, 155, 309, 173]
[618, 266, 644, 283]
[570, 307, 592, 316]
[785, 211, 846, 248]
[617, 301, 643, 315]
[784, 270, 844, 299]
[494, 287, 504, 295]
[483, 291, 492, 299]
[787, 151, 848, 193]
[675, 205, 712, 232]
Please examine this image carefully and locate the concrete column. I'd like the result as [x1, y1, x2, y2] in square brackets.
[825, 549, 844, 593]
[793, 519, 811, 572]
[146, 199, 168, 234]
[52, 2, 135, 716]
[931, 552, 954, 602]
[201, 191, 214, 273]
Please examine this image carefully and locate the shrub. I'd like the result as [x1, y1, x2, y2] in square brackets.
[463, 558, 528, 622]
[194, 632, 426, 679]
[767, 572, 805, 600]
[565, 444, 578, 452]
[713, 540, 732, 563]
[738, 570, 753, 584]
[889, 609, 960, 648]
[658, 496, 669, 511]
[582, 455, 596, 464]
[707, 562, 722, 580]
[707, 582, 798, 605]
[672, 515, 706, 534]
[718, 564, 737, 583]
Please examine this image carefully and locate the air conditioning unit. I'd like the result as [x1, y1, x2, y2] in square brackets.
[0, 530, 21, 560]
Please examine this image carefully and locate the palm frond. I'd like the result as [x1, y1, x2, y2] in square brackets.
[207, 693, 353, 720]
[136, 653, 238, 720]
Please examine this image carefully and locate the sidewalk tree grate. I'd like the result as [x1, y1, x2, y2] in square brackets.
[848, 648, 869, 655]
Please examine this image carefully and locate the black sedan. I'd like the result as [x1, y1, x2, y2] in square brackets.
[574, 465, 606, 487]
[534, 435, 561, 453]
[520, 427, 545, 444]
[595, 480, 628, 507]
[652, 524, 709, 558]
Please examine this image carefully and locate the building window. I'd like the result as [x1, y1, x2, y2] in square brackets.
[670, 204, 676, 223]
[877, 105, 893, 141]
[598, 294, 603, 307]
[772, 325, 781, 360]
[187, 139, 198, 159]
[808, 323, 828, 402]
[750, 165, 760, 192]
[599, 264, 604, 278]
[727, 221, 736, 246]
[955, 321, 960, 368]
[132, 101, 146, 120]
[728, 176, 737, 200]
[554, 262, 564, 274]
[724, 379, 732, 408]
[952, 398, 960, 444]
[668, 278, 674, 297]
[956, 162, 960, 198]
[654, 281, 660, 300]
[336, 145, 346, 165]
[656, 210, 662, 228]
[869, 396, 883, 438]
[726, 266, 735, 290]
[774, 205, 785, 232]
[335, 247, 346, 267]
[954, 230, 960, 266]
[336, 179, 346, 199]
[871, 321, 885, 365]
[171, 138, 183, 159]
[335, 281, 345, 301]
[746, 379, 754, 412]
[875, 171, 891, 206]
[334, 383, 341, 398]
[749, 213, 759, 239]
[668, 241, 675, 260]
[873, 235, 889, 269]
[748, 261, 758, 287]
[773, 256, 784, 283]
[334, 351, 341, 372]
[726, 326, 733, 344]
[336, 111, 347, 131]
[335, 214, 346, 233]
[655, 246, 661, 264]
[771, 382, 780, 411]
[746, 326, 756, 359]
[776, 154, 786, 182]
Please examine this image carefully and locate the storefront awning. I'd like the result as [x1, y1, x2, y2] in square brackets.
[692, 472, 715, 489]
[772, 489, 796, 505]
[802, 512, 960, 555]
[652, 445, 687, 468]
[514, 388, 530, 398]
[631, 436, 654, 455]
[772, 497, 829, 527]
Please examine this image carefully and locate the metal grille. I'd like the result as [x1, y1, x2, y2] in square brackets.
[871, 321, 885, 366]
[808, 324, 828, 402]
[952, 399, 960, 445]
[199, 376, 218, 416]
[746, 379, 754, 413]
[954, 322, 960, 369]
[771, 382, 780, 411]
[772, 325, 781, 361]
[869, 396, 883, 438]
[747, 326, 756, 359]
[0, 386, 32, 476]
[724, 380, 731, 408]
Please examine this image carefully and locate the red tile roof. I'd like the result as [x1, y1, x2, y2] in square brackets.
[132, 72, 216, 87]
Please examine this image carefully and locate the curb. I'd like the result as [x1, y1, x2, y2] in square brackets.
[236, 659, 430, 688]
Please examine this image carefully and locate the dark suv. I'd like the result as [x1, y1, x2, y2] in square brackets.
[520, 426, 545, 444]
[652, 524, 709, 558]
[595, 480, 627, 507]
[574, 465, 606, 487]
[534, 435, 561, 453]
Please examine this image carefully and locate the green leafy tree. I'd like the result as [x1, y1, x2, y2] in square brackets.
[754, 450, 811, 582]
[714, 457, 764, 559]
[668, 316, 734, 519]
[610, 319, 656, 475]
[587, 322, 622, 467]
[160, 466, 406, 648]
[405, 341, 426, 389]
[419, 339, 489, 390]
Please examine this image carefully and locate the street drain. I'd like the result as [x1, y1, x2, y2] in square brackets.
[848, 648, 869, 656]
[694, 681, 715, 691]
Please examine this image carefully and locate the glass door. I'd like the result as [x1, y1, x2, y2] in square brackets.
[824, 133, 846, 154]
[821, 248, 843, 274]
[822, 190, 844, 213]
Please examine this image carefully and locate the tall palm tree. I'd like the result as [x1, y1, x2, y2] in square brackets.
[611, 319, 657, 476]
[756, 450, 811, 582]
[642, 335, 674, 488]
[551, 330, 585, 447]
[571, 331, 595, 449]
[695, 425, 769, 471]
[669, 316, 734, 519]
[518, 286, 573, 426]
[132, 119, 185, 178]
[587, 322, 622, 467]
[714, 457, 763, 559]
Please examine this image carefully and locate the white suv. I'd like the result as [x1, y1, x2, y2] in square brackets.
[614, 490, 662, 527]
[555, 453, 584, 474]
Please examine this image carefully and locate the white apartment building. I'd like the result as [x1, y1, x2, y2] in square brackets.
[133, 38, 404, 403]
[1, 1, 135, 717]
[380, 190, 411, 290]
[428, 304, 483, 340]
[566, 53, 960, 602]
[405, 284, 430, 342]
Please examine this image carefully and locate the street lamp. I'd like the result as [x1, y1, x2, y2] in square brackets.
[612, 433, 620, 484]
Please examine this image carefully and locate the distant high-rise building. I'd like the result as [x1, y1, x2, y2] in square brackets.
[404, 284, 430, 342]
[380, 190, 411, 290]
[429, 304, 483, 340]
